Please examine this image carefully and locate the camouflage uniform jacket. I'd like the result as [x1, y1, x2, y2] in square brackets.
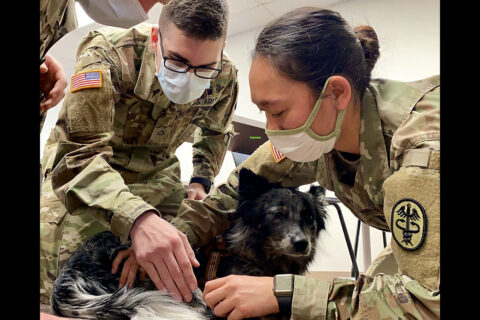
[172, 75, 440, 319]
[47, 23, 239, 244]
[40, 0, 77, 130]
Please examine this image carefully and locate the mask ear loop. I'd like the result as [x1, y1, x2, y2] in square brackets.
[265, 77, 331, 136]
[152, 33, 161, 74]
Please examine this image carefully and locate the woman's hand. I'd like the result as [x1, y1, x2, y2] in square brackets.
[111, 247, 142, 289]
[187, 182, 207, 200]
[203, 275, 279, 320]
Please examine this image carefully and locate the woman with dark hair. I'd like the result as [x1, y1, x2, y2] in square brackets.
[171, 7, 440, 319]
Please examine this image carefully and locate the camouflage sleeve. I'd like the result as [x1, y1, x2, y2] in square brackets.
[40, 109, 47, 132]
[291, 273, 439, 319]
[40, 0, 78, 59]
[291, 86, 441, 320]
[292, 159, 440, 319]
[292, 160, 440, 319]
[50, 31, 159, 244]
[190, 55, 239, 185]
[171, 141, 318, 248]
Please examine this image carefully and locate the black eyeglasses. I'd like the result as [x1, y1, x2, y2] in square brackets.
[157, 32, 223, 79]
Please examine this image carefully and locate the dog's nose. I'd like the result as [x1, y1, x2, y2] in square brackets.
[293, 239, 308, 253]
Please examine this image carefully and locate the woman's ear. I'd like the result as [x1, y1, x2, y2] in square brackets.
[325, 76, 352, 111]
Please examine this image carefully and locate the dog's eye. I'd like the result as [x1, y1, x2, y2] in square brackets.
[302, 210, 313, 223]
[272, 210, 283, 218]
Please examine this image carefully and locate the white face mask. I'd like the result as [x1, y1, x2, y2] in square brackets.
[77, 0, 149, 29]
[154, 52, 211, 105]
[265, 78, 345, 162]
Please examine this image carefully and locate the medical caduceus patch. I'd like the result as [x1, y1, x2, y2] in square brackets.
[391, 198, 427, 251]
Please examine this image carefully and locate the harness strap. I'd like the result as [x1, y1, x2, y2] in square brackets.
[198, 234, 232, 289]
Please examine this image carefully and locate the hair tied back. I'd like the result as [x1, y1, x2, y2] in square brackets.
[353, 25, 380, 74]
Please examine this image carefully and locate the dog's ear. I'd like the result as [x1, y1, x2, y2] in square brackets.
[308, 185, 327, 205]
[236, 199, 262, 226]
[238, 168, 275, 202]
[308, 185, 329, 224]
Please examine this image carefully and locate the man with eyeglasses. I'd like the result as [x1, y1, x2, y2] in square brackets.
[40, 0, 238, 307]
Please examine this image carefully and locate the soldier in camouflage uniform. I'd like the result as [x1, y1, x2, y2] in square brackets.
[170, 8, 440, 320]
[40, 0, 238, 305]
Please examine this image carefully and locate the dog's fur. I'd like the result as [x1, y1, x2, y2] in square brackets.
[50, 168, 327, 319]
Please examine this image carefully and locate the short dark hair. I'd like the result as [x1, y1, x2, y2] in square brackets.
[254, 7, 380, 97]
[159, 0, 229, 40]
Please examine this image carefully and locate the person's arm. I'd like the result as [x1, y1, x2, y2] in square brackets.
[187, 54, 239, 200]
[40, 312, 75, 320]
[50, 30, 159, 244]
[172, 140, 319, 248]
[291, 156, 440, 319]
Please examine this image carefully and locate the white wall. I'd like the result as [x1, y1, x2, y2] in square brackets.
[40, 0, 439, 274]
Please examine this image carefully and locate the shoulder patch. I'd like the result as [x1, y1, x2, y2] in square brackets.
[391, 198, 427, 251]
[270, 142, 286, 163]
[71, 70, 103, 92]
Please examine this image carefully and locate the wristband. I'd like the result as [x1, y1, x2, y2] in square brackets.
[189, 177, 212, 194]
[273, 274, 294, 316]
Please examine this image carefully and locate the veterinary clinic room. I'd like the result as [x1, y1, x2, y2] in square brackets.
[40, 0, 440, 319]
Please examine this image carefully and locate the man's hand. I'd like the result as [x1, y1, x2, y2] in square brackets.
[187, 182, 207, 200]
[40, 54, 67, 112]
[203, 275, 280, 320]
[129, 211, 200, 302]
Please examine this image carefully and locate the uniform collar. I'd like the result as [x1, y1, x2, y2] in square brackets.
[357, 86, 391, 206]
[133, 39, 171, 107]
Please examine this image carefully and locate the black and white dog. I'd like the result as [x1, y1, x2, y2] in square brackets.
[50, 168, 328, 319]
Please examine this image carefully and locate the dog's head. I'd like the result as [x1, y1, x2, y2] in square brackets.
[229, 168, 327, 261]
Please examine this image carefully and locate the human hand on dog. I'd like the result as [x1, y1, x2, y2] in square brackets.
[40, 312, 75, 320]
[187, 182, 207, 200]
[130, 211, 200, 302]
[203, 275, 279, 320]
[111, 247, 148, 289]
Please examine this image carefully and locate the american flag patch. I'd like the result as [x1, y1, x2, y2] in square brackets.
[271, 142, 286, 163]
[70, 70, 102, 92]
